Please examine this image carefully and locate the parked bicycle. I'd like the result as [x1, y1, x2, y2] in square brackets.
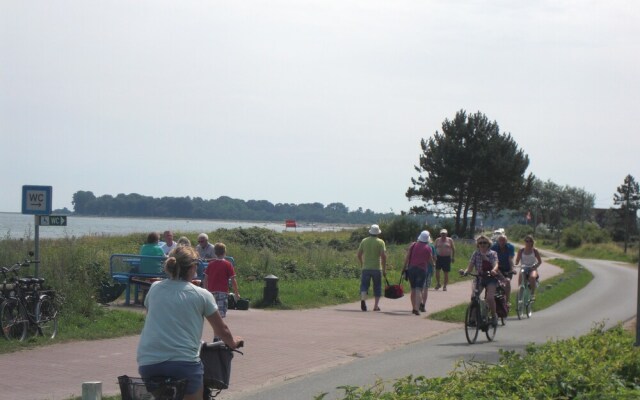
[0, 255, 59, 341]
[516, 265, 535, 320]
[460, 271, 497, 344]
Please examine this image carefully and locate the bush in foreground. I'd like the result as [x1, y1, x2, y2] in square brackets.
[325, 325, 640, 399]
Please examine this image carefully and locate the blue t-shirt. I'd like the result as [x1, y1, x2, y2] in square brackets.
[490, 243, 515, 272]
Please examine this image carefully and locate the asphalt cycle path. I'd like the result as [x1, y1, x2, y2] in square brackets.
[224, 253, 637, 400]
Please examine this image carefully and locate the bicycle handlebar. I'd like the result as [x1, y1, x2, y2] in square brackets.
[459, 270, 492, 278]
[2, 258, 40, 276]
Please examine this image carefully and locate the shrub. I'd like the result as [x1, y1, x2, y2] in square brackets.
[505, 224, 534, 241]
[561, 222, 611, 248]
[562, 226, 583, 248]
[379, 216, 423, 244]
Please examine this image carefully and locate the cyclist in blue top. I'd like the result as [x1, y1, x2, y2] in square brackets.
[137, 245, 242, 400]
[490, 234, 515, 302]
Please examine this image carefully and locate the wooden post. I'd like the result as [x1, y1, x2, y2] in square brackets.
[82, 381, 102, 400]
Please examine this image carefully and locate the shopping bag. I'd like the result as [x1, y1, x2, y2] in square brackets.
[384, 276, 404, 299]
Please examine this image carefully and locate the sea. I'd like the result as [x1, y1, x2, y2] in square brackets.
[0, 212, 352, 239]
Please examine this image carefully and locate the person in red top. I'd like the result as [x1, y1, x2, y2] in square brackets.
[403, 231, 433, 315]
[203, 242, 240, 318]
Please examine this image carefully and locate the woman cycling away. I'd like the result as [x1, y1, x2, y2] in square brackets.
[459, 235, 500, 327]
[515, 234, 543, 301]
[136, 245, 242, 400]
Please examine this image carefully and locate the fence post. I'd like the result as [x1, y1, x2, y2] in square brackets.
[82, 381, 102, 400]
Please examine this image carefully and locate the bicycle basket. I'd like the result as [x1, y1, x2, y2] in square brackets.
[117, 375, 187, 400]
[200, 341, 239, 390]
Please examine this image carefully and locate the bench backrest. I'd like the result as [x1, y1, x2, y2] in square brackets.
[110, 254, 167, 278]
[110, 254, 207, 279]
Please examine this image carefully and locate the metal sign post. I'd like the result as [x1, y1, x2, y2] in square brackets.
[34, 215, 40, 276]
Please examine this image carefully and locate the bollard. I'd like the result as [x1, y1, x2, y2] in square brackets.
[263, 274, 280, 306]
[82, 381, 102, 400]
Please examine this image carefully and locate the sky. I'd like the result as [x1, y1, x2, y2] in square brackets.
[1, 1, 639, 215]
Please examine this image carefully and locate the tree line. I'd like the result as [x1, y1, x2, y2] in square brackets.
[70, 191, 395, 224]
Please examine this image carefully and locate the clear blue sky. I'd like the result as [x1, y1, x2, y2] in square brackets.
[1, 1, 638, 214]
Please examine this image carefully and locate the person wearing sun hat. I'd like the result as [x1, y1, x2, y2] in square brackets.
[434, 228, 455, 291]
[356, 224, 387, 312]
[403, 230, 434, 315]
[420, 230, 437, 312]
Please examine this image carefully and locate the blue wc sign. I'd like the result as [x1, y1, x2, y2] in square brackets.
[22, 185, 52, 215]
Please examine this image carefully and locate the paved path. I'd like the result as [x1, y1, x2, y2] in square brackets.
[0, 258, 570, 400]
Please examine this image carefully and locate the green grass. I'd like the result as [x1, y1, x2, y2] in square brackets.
[429, 258, 594, 323]
[0, 232, 476, 355]
[0, 309, 144, 354]
[557, 241, 639, 264]
[325, 325, 640, 399]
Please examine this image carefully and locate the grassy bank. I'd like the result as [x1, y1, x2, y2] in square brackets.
[554, 242, 639, 264]
[429, 258, 594, 323]
[324, 325, 640, 399]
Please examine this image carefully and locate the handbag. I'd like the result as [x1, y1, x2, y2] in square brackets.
[384, 275, 404, 299]
[200, 341, 243, 391]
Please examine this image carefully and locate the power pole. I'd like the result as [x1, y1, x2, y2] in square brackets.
[625, 188, 631, 254]
[581, 191, 585, 228]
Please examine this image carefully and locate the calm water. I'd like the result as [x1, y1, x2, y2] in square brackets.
[0, 212, 351, 239]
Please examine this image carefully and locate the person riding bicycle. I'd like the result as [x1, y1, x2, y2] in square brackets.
[490, 234, 515, 302]
[459, 235, 500, 327]
[136, 245, 242, 400]
[515, 234, 543, 301]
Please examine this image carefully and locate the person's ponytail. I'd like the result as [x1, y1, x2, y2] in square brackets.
[164, 246, 198, 280]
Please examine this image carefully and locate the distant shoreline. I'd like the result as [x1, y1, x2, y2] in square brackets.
[0, 212, 359, 240]
[0, 211, 362, 227]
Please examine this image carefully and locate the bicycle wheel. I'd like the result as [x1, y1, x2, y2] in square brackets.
[524, 288, 533, 319]
[516, 286, 527, 320]
[464, 302, 480, 344]
[1, 299, 28, 341]
[36, 295, 58, 339]
[24, 295, 40, 337]
[485, 304, 497, 342]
